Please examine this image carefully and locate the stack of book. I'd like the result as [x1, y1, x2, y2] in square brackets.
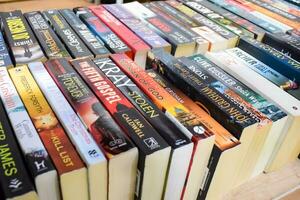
[0, 0, 299, 199]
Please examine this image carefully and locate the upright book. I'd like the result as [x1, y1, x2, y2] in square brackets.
[0, 98, 38, 200]
[0, 68, 59, 200]
[0, 10, 46, 66]
[59, 9, 110, 58]
[9, 66, 88, 200]
[24, 11, 71, 60]
[29, 61, 108, 200]
[0, 32, 13, 68]
[89, 5, 151, 68]
[94, 57, 194, 200]
[42, 9, 93, 59]
[45, 58, 138, 200]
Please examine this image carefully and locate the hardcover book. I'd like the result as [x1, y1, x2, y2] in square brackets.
[103, 4, 171, 53]
[0, 68, 59, 200]
[59, 9, 110, 58]
[42, 9, 93, 59]
[0, 99, 38, 200]
[94, 57, 194, 200]
[123, 1, 196, 57]
[0, 10, 46, 66]
[74, 7, 132, 57]
[206, 50, 300, 172]
[9, 66, 88, 200]
[89, 5, 151, 68]
[0, 32, 13, 68]
[29, 62, 108, 200]
[238, 37, 300, 84]
[110, 53, 216, 200]
[45, 58, 138, 200]
[24, 11, 71, 60]
[166, 0, 238, 48]
[71, 58, 171, 200]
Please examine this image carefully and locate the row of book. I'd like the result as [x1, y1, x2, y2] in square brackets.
[0, 1, 299, 200]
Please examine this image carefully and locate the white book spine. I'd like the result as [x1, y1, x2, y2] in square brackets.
[28, 62, 106, 165]
[123, 2, 156, 19]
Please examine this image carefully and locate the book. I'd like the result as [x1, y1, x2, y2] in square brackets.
[94, 57, 194, 200]
[45, 58, 138, 200]
[190, 54, 288, 177]
[0, 10, 46, 66]
[89, 5, 151, 68]
[123, 1, 196, 57]
[183, 0, 255, 39]
[185, 0, 266, 41]
[147, 70, 241, 200]
[238, 37, 300, 84]
[226, 48, 300, 101]
[9, 66, 89, 200]
[144, 2, 209, 54]
[166, 0, 238, 48]
[259, 0, 300, 17]
[262, 32, 300, 63]
[205, 50, 300, 172]
[71, 58, 171, 200]
[0, 68, 59, 200]
[102, 4, 172, 53]
[42, 9, 93, 59]
[0, 98, 38, 200]
[74, 7, 131, 57]
[207, 0, 284, 33]
[110, 53, 215, 200]
[29, 61, 108, 200]
[59, 9, 110, 58]
[24, 11, 71, 60]
[0, 32, 13, 68]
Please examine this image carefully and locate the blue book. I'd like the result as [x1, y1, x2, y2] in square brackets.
[0, 32, 13, 68]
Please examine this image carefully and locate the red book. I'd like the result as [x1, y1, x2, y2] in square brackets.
[89, 5, 151, 68]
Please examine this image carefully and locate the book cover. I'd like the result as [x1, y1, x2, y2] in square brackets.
[59, 9, 110, 58]
[0, 67, 59, 200]
[74, 7, 132, 56]
[0, 32, 13, 68]
[42, 10, 93, 59]
[238, 37, 300, 84]
[103, 4, 171, 51]
[71, 58, 170, 200]
[0, 98, 38, 200]
[0, 10, 46, 66]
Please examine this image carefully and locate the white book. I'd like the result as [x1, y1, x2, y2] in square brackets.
[206, 49, 300, 172]
[0, 68, 60, 200]
[28, 62, 107, 200]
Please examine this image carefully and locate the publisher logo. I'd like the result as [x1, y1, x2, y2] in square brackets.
[9, 178, 22, 189]
[143, 137, 160, 150]
[193, 126, 205, 135]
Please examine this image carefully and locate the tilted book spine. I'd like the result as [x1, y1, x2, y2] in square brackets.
[0, 32, 13, 68]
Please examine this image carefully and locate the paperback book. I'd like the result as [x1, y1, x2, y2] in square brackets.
[0, 32, 13, 68]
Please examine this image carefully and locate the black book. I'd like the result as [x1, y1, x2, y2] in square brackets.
[0, 10, 46, 66]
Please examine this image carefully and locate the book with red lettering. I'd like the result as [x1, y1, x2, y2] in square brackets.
[89, 5, 151, 69]
[70, 58, 170, 200]
[110, 53, 215, 200]
[9, 66, 88, 200]
[45, 58, 138, 200]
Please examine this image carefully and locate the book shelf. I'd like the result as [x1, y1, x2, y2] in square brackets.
[0, 0, 299, 199]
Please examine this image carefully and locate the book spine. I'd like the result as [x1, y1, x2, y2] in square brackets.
[0, 32, 13, 68]
[0, 68, 54, 179]
[71, 58, 169, 200]
[238, 37, 300, 84]
[146, 49, 257, 139]
[59, 9, 110, 58]
[94, 57, 190, 148]
[110, 54, 214, 140]
[103, 4, 171, 50]
[0, 99, 37, 199]
[0, 10, 46, 66]
[9, 66, 84, 176]
[42, 10, 93, 59]
[89, 6, 150, 57]
[75, 8, 132, 56]
[44, 58, 135, 157]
